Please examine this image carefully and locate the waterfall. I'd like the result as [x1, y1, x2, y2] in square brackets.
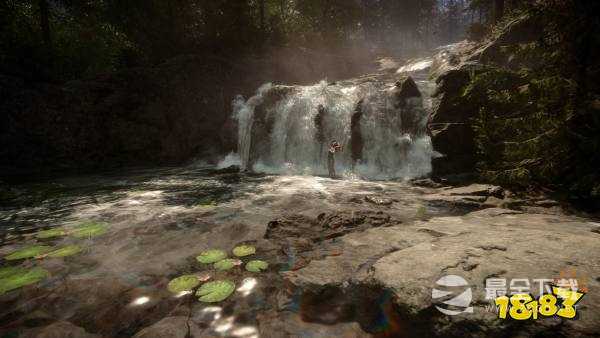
[233, 83, 272, 171]
[231, 56, 437, 179]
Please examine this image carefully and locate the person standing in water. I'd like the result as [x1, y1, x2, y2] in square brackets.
[328, 140, 342, 178]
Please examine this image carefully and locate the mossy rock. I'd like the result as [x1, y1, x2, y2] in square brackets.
[232, 245, 255, 257]
[167, 275, 200, 293]
[245, 260, 269, 273]
[0, 267, 49, 295]
[196, 249, 227, 264]
[72, 221, 108, 238]
[214, 259, 241, 271]
[47, 245, 82, 258]
[196, 280, 235, 303]
[36, 228, 66, 239]
[4, 246, 53, 260]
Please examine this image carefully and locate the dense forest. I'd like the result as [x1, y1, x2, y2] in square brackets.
[1, 0, 515, 82]
[1, 0, 599, 207]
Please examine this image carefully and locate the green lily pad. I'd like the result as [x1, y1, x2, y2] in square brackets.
[36, 228, 66, 239]
[0, 267, 49, 295]
[4, 246, 53, 260]
[0, 266, 27, 279]
[196, 280, 235, 303]
[214, 258, 241, 271]
[196, 249, 227, 264]
[47, 245, 82, 258]
[167, 275, 200, 293]
[232, 245, 256, 257]
[71, 221, 108, 238]
[245, 260, 269, 273]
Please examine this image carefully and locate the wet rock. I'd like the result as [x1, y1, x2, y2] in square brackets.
[410, 178, 443, 188]
[258, 311, 370, 338]
[208, 165, 240, 174]
[440, 184, 503, 197]
[286, 208, 600, 337]
[364, 195, 393, 206]
[20, 321, 100, 338]
[266, 211, 392, 247]
[393, 76, 421, 108]
[133, 316, 206, 338]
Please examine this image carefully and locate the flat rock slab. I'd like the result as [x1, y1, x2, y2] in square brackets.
[284, 208, 600, 337]
[439, 184, 504, 197]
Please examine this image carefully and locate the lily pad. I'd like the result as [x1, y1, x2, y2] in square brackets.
[0, 266, 27, 279]
[0, 267, 49, 295]
[47, 245, 82, 258]
[196, 249, 227, 264]
[196, 280, 235, 303]
[245, 260, 269, 273]
[232, 245, 256, 257]
[167, 275, 200, 293]
[71, 221, 108, 238]
[4, 246, 53, 260]
[36, 228, 66, 239]
[214, 258, 242, 271]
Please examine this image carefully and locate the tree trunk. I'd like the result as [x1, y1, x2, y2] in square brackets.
[38, 0, 51, 47]
[494, 0, 505, 23]
[259, 0, 265, 33]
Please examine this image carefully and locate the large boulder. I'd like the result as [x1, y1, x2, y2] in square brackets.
[468, 14, 543, 67]
[429, 67, 477, 176]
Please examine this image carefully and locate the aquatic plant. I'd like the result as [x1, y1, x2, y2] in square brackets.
[46, 245, 82, 258]
[245, 260, 268, 272]
[0, 267, 49, 295]
[196, 280, 235, 303]
[71, 221, 108, 238]
[168, 275, 201, 293]
[232, 245, 255, 257]
[4, 245, 53, 260]
[196, 249, 227, 264]
[36, 228, 66, 239]
[214, 258, 242, 271]
[0, 266, 26, 279]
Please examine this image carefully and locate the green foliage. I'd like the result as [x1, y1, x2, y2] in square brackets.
[196, 280, 235, 303]
[245, 260, 269, 273]
[232, 245, 255, 257]
[4, 245, 53, 260]
[196, 249, 227, 264]
[167, 275, 200, 293]
[469, 0, 600, 206]
[0, 267, 49, 295]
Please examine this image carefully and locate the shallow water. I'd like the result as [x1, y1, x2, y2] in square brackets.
[0, 165, 456, 337]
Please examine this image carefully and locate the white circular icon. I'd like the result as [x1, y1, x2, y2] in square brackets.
[432, 275, 473, 315]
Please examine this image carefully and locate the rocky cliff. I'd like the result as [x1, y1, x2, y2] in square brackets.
[429, 14, 543, 177]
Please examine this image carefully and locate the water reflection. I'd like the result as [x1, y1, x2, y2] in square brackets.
[237, 277, 257, 297]
[130, 296, 150, 306]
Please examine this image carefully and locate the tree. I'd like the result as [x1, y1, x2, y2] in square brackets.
[38, 0, 51, 47]
[494, 0, 504, 23]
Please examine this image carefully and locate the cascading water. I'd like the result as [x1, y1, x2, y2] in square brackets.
[230, 56, 437, 179]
